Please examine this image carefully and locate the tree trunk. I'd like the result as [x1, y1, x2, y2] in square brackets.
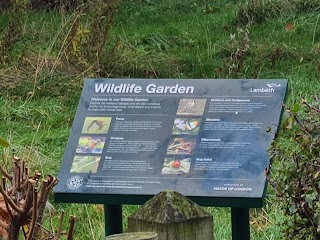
[8, 215, 21, 240]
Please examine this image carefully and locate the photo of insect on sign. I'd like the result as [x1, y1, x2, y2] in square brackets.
[54, 79, 287, 208]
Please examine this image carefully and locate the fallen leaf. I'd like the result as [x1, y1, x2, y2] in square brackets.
[0, 195, 9, 239]
[0, 137, 9, 148]
[27, 91, 34, 97]
[0, 219, 8, 239]
[285, 22, 294, 31]
[0, 195, 10, 221]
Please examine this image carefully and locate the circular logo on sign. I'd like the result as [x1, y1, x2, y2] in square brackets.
[66, 175, 84, 190]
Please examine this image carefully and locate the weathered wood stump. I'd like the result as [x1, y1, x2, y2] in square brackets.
[106, 232, 158, 240]
[128, 190, 214, 240]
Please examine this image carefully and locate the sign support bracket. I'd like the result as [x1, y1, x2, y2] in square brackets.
[104, 204, 123, 236]
[231, 207, 250, 240]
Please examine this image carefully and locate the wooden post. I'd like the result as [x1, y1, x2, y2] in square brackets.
[127, 190, 214, 240]
[106, 232, 158, 240]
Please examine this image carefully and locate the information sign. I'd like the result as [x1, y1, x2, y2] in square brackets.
[54, 79, 287, 208]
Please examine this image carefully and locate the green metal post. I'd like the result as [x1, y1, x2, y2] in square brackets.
[104, 204, 123, 236]
[231, 207, 250, 240]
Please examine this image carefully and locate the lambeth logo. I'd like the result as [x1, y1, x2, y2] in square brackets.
[250, 83, 281, 93]
[266, 83, 281, 88]
[67, 175, 84, 190]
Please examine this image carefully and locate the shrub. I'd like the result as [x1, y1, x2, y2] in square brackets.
[270, 96, 320, 239]
[0, 0, 86, 11]
[0, 139, 76, 239]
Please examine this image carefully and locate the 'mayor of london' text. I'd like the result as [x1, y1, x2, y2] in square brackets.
[95, 83, 194, 94]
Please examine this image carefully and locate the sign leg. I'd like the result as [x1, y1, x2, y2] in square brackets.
[104, 204, 123, 236]
[231, 207, 250, 240]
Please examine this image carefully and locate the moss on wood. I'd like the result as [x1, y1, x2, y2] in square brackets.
[129, 190, 212, 224]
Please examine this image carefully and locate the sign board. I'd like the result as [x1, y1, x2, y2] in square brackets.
[54, 79, 287, 208]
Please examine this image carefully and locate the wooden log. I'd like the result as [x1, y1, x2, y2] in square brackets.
[128, 190, 214, 240]
[106, 232, 158, 240]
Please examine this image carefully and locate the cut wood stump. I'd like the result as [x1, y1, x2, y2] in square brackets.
[128, 190, 214, 240]
[106, 232, 158, 240]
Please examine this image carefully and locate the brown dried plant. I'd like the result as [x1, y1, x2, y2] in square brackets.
[59, 0, 120, 76]
[0, 156, 75, 240]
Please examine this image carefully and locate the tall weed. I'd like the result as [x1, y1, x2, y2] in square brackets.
[237, 0, 320, 25]
[60, 0, 120, 76]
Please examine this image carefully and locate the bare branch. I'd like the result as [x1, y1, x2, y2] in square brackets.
[27, 188, 38, 240]
[31, 170, 41, 182]
[0, 185, 24, 214]
[17, 165, 21, 192]
[0, 166, 12, 181]
[25, 180, 37, 213]
[56, 210, 65, 238]
[47, 177, 59, 193]
[20, 161, 25, 182]
[13, 157, 21, 194]
[67, 215, 76, 240]
[2, 177, 13, 220]
[25, 166, 29, 178]
[302, 98, 320, 113]
[37, 180, 48, 207]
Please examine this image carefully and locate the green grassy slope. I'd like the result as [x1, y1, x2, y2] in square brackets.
[0, 0, 319, 239]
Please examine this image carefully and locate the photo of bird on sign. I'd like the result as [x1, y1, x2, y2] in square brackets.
[81, 117, 111, 134]
[176, 99, 206, 116]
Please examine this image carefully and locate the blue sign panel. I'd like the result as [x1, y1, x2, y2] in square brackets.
[54, 79, 287, 207]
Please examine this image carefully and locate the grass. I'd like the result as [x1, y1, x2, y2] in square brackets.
[0, 0, 320, 239]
